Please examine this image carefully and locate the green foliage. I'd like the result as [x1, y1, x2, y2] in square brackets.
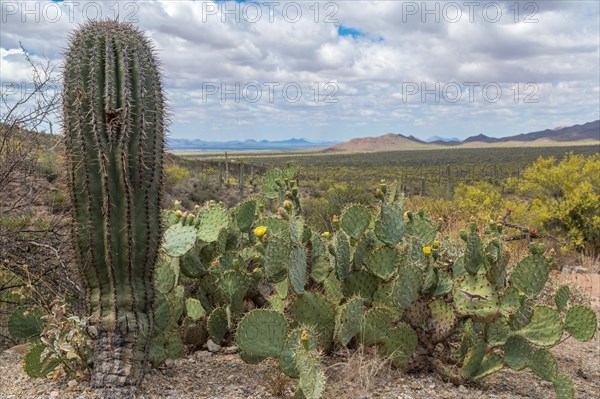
[24, 344, 61, 378]
[334, 297, 365, 347]
[503, 335, 531, 370]
[341, 204, 371, 240]
[380, 324, 418, 368]
[8, 306, 43, 341]
[564, 305, 597, 342]
[237, 310, 288, 357]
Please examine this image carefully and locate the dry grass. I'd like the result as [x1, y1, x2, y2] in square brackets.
[325, 346, 394, 398]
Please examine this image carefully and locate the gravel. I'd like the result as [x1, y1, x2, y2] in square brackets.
[1, 333, 598, 399]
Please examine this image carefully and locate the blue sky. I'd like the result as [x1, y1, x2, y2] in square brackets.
[1, 0, 599, 141]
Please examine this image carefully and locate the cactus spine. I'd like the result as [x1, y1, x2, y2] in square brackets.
[63, 21, 165, 388]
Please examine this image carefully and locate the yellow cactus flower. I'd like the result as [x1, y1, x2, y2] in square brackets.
[432, 240, 439, 249]
[321, 231, 330, 238]
[175, 209, 183, 217]
[332, 215, 339, 223]
[254, 226, 267, 238]
[422, 246, 432, 256]
[300, 330, 309, 342]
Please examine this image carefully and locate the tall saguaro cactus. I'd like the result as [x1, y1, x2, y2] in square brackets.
[63, 21, 166, 388]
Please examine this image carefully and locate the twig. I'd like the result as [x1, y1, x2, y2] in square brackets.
[27, 241, 83, 294]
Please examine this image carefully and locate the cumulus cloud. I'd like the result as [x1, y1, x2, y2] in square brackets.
[1, 0, 598, 140]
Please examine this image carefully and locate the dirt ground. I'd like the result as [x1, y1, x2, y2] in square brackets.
[1, 275, 598, 399]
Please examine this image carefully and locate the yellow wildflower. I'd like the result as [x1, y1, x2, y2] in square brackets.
[254, 226, 267, 238]
[321, 231, 330, 238]
[423, 246, 432, 256]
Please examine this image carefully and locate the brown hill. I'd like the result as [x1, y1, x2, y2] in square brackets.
[324, 133, 438, 152]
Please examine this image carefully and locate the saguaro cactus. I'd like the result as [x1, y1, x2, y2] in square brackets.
[63, 21, 166, 388]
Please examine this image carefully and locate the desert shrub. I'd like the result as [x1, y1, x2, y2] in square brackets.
[302, 182, 372, 232]
[512, 153, 600, 251]
[165, 164, 193, 189]
[453, 181, 503, 222]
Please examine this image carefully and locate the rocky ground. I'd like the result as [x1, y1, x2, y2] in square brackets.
[1, 319, 598, 399]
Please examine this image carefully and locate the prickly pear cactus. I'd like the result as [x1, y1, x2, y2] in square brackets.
[151, 176, 597, 399]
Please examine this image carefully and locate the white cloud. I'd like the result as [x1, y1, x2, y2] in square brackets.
[1, 0, 598, 140]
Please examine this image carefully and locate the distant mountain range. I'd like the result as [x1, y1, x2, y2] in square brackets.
[325, 120, 600, 153]
[168, 121, 599, 153]
[425, 135, 461, 143]
[167, 137, 336, 151]
[461, 120, 600, 144]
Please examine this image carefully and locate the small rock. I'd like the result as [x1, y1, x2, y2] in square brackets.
[458, 385, 467, 393]
[207, 339, 222, 353]
[195, 350, 211, 359]
[67, 379, 78, 388]
[223, 346, 238, 354]
[574, 266, 588, 273]
[50, 391, 59, 398]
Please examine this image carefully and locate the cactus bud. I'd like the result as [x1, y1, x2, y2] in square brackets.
[175, 209, 183, 217]
[283, 200, 293, 209]
[375, 188, 384, 199]
[300, 330, 309, 342]
[254, 226, 267, 238]
[285, 190, 293, 198]
[432, 240, 439, 249]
